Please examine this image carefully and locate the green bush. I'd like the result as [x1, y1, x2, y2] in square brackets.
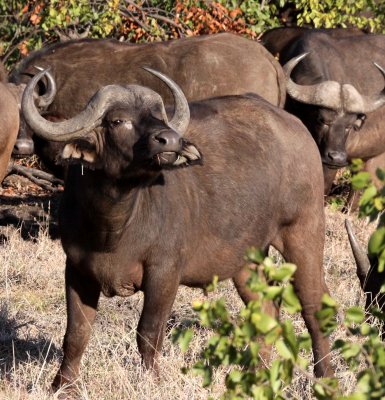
[173, 248, 385, 399]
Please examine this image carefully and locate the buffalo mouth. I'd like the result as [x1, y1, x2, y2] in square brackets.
[152, 151, 179, 166]
[321, 160, 349, 169]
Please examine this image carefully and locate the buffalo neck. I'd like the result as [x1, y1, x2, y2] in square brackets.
[61, 165, 165, 251]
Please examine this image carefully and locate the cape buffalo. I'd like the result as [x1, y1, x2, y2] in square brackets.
[22, 68, 332, 389]
[265, 30, 385, 193]
[0, 63, 20, 182]
[11, 33, 286, 167]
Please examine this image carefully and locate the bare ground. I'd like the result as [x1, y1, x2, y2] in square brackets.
[0, 174, 376, 399]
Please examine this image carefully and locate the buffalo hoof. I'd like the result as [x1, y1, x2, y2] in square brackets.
[51, 373, 80, 399]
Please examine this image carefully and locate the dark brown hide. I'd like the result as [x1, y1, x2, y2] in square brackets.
[267, 30, 385, 193]
[23, 77, 332, 388]
[0, 64, 19, 182]
[11, 33, 286, 166]
[346, 109, 385, 193]
[261, 26, 364, 61]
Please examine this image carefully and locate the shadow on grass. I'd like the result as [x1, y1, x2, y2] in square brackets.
[0, 304, 62, 381]
[0, 192, 61, 241]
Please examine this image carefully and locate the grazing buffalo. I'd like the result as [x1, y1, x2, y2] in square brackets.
[263, 30, 385, 193]
[22, 68, 332, 389]
[0, 63, 20, 182]
[345, 220, 385, 317]
[11, 33, 286, 167]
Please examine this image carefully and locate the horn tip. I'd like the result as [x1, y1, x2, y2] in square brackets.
[373, 62, 385, 75]
[298, 52, 310, 61]
[142, 66, 156, 74]
[34, 65, 51, 72]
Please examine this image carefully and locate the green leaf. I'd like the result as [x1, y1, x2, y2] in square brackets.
[205, 275, 219, 293]
[359, 185, 377, 206]
[270, 263, 296, 282]
[252, 312, 278, 334]
[172, 328, 193, 352]
[275, 339, 294, 360]
[264, 286, 283, 299]
[378, 249, 385, 273]
[269, 359, 282, 392]
[227, 369, 243, 385]
[368, 227, 385, 255]
[282, 320, 299, 357]
[351, 171, 371, 190]
[192, 361, 213, 387]
[321, 293, 338, 308]
[376, 167, 385, 182]
[241, 321, 256, 339]
[282, 285, 302, 314]
[359, 323, 372, 336]
[245, 247, 265, 263]
[313, 378, 340, 400]
[345, 307, 365, 324]
[341, 343, 361, 361]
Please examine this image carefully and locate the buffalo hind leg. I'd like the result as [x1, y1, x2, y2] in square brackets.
[137, 265, 180, 376]
[233, 265, 278, 365]
[52, 263, 101, 392]
[274, 220, 333, 378]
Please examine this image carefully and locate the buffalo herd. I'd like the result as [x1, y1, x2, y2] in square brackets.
[1, 27, 385, 391]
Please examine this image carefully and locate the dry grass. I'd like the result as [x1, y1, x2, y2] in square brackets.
[0, 203, 377, 399]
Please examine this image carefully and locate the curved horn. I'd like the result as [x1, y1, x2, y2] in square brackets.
[143, 67, 190, 135]
[22, 68, 106, 141]
[359, 63, 385, 113]
[345, 219, 370, 288]
[22, 68, 178, 142]
[34, 65, 57, 108]
[284, 52, 342, 110]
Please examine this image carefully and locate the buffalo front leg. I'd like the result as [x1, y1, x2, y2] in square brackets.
[52, 263, 101, 391]
[137, 266, 180, 375]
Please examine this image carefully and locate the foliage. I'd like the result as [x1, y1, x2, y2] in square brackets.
[1, 0, 385, 69]
[351, 159, 385, 272]
[292, 0, 385, 32]
[173, 245, 385, 399]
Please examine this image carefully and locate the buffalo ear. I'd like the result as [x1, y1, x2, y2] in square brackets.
[61, 141, 97, 164]
[172, 140, 203, 168]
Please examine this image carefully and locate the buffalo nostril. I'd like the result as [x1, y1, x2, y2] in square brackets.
[153, 131, 181, 148]
[12, 139, 35, 156]
[327, 151, 347, 164]
[153, 135, 168, 145]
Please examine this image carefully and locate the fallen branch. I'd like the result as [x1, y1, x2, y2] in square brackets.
[6, 161, 64, 192]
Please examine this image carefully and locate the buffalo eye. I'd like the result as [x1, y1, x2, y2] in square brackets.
[317, 117, 330, 127]
[110, 119, 123, 128]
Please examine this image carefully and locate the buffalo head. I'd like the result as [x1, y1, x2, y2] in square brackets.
[284, 53, 385, 169]
[21, 68, 202, 179]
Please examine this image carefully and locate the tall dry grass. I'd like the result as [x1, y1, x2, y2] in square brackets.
[0, 203, 376, 399]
